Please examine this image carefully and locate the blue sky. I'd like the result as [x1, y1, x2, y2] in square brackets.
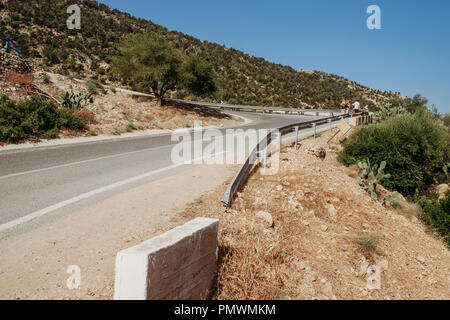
[99, 0, 450, 113]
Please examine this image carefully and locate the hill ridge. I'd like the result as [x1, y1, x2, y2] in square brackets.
[0, 0, 401, 109]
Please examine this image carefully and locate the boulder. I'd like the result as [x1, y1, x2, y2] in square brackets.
[256, 211, 274, 228]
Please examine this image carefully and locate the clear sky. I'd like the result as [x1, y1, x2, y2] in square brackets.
[98, 0, 450, 113]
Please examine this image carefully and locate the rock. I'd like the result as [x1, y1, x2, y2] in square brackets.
[256, 211, 274, 228]
[323, 282, 337, 300]
[276, 185, 283, 191]
[298, 261, 307, 270]
[417, 255, 425, 264]
[309, 147, 327, 159]
[436, 184, 449, 199]
[325, 203, 337, 217]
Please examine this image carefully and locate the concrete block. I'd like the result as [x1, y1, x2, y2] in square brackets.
[114, 217, 219, 300]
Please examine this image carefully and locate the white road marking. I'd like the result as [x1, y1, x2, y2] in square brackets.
[0, 144, 171, 180]
[0, 125, 329, 233]
[0, 128, 257, 180]
[0, 152, 225, 233]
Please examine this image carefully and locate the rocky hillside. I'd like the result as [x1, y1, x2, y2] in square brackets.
[180, 129, 450, 300]
[0, 50, 33, 75]
[0, 0, 402, 109]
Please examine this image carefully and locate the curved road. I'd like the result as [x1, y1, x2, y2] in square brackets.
[0, 110, 323, 236]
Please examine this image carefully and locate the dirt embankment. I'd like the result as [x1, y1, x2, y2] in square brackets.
[0, 66, 241, 141]
[180, 129, 450, 300]
[37, 73, 240, 135]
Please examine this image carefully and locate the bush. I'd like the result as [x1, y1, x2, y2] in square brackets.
[126, 122, 136, 132]
[418, 191, 450, 246]
[42, 73, 51, 83]
[339, 111, 449, 197]
[60, 91, 93, 110]
[86, 82, 98, 94]
[0, 95, 85, 142]
[354, 234, 379, 251]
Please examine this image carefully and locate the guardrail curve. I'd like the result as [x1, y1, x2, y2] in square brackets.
[220, 113, 363, 207]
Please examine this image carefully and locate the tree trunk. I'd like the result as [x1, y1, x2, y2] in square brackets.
[152, 87, 162, 107]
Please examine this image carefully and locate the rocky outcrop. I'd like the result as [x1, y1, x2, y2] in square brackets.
[0, 50, 33, 75]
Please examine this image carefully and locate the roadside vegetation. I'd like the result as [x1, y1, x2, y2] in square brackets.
[0, 94, 86, 143]
[339, 95, 450, 246]
[110, 32, 218, 106]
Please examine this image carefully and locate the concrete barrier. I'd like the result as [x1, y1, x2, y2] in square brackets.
[114, 217, 219, 300]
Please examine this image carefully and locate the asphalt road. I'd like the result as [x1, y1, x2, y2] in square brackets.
[0, 111, 323, 235]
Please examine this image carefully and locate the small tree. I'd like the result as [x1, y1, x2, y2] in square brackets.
[111, 32, 218, 105]
[111, 32, 183, 106]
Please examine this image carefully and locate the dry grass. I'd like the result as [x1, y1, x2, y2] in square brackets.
[180, 129, 450, 300]
[354, 234, 380, 252]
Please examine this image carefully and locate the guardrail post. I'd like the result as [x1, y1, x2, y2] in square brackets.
[263, 149, 267, 167]
[294, 126, 299, 149]
[328, 119, 332, 130]
[313, 123, 317, 139]
[279, 132, 282, 153]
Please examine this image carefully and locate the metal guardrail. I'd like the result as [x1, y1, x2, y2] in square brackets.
[220, 113, 355, 207]
[170, 99, 339, 117]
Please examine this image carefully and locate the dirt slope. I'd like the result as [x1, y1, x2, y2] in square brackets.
[180, 129, 450, 300]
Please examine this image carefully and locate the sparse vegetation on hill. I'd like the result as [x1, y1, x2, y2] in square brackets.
[0, 0, 401, 109]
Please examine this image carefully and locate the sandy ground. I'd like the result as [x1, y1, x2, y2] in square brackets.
[179, 129, 450, 300]
[0, 164, 237, 300]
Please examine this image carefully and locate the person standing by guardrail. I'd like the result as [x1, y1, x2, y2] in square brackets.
[353, 100, 360, 113]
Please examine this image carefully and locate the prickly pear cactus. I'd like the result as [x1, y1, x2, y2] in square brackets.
[357, 160, 391, 200]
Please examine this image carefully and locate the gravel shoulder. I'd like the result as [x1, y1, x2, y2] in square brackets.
[0, 164, 237, 300]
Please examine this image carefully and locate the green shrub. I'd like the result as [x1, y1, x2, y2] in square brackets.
[126, 122, 136, 132]
[373, 103, 408, 123]
[339, 112, 449, 197]
[0, 95, 85, 143]
[60, 91, 92, 110]
[86, 82, 98, 94]
[109, 86, 116, 93]
[354, 234, 380, 251]
[418, 191, 450, 246]
[42, 73, 51, 83]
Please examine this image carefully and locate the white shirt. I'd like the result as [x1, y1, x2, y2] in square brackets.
[353, 102, 360, 110]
